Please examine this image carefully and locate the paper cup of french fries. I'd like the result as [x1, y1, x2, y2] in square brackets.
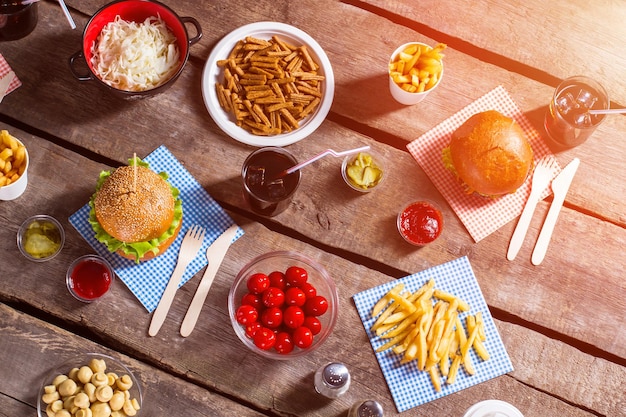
[0, 130, 29, 201]
[388, 42, 446, 105]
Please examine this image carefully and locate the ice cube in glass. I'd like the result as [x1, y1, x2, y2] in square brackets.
[573, 111, 593, 127]
[247, 165, 266, 187]
[266, 178, 286, 198]
[575, 88, 598, 109]
[556, 92, 575, 115]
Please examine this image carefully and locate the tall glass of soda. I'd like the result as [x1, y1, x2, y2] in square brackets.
[241, 147, 301, 217]
[0, 1, 38, 41]
[544, 76, 609, 148]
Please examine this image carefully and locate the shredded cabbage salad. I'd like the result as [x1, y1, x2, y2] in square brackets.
[90, 15, 180, 92]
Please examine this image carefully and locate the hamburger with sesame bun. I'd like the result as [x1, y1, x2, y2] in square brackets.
[442, 110, 534, 197]
[88, 158, 182, 263]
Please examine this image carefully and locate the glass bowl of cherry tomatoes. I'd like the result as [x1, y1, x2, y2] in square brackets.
[228, 250, 339, 359]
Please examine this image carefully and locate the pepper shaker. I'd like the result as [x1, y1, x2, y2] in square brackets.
[348, 400, 384, 417]
[314, 362, 351, 398]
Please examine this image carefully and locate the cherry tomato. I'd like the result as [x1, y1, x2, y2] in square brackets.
[285, 287, 306, 307]
[268, 271, 286, 289]
[304, 295, 329, 316]
[245, 321, 262, 338]
[292, 326, 313, 349]
[274, 331, 294, 355]
[283, 305, 305, 329]
[241, 293, 262, 310]
[253, 327, 276, 350]
[247, 273, 270, 294]
[285, 266, 308, 287]
[300, 282, 317, 299]
[261, 306, 283, 328]
[303, 316, 322, 335]
[262, 287, 285, 308]
[236, 304, 258, 325]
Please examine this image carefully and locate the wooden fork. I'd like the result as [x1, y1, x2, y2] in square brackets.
[507, 157, 560, 261]
[149, 225, 205, 336]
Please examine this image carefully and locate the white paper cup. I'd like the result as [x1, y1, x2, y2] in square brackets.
[0, 137, 29, 201]
[388, 42, 444, 105]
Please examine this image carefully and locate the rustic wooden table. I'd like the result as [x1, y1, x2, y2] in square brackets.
[1, 1, 624, 416]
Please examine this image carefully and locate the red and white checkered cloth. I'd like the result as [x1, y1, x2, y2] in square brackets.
[407, 85, 561, 242]
[0, 53, 22, 95]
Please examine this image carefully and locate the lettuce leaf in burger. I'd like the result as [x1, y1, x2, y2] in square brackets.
[88, 157, 183, 263]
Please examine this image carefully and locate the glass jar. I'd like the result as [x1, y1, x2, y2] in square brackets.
[0, 1, 38, 41]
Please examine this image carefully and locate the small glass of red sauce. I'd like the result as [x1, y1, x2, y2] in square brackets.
[397, 201, 444, 246]
[66, 255, 115, 302]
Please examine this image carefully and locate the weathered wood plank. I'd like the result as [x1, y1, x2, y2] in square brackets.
[2, 249, 618, 417]
[0, 393, 32, 417]
[500, 321, 626, 417]
[1, 2, 624, 415]
[0, 130, 622, 416]
[362, 0, 626, 105]
[1, 103, 624, 363]
[2, 0, 624, 226]
[0, 303, 266, 417]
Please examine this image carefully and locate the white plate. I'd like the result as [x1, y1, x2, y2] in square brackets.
[463, 400, 524, 417]
[201, 22, 335, 147]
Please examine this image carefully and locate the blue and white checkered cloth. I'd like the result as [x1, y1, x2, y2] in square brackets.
[69, 145, 244, 312]
[352, 256, 513, 412]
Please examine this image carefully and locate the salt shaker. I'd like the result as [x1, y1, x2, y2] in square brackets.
[348, 400, 384, 417]
[314, 362, 351, 398]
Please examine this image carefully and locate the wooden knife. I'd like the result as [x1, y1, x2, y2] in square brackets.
[180, 224, 239, 337]
[531, 158, 580, 265]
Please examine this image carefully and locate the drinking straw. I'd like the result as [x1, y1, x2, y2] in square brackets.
[58, 0, 76, 30]
[0, 1, 75, 29]
[281, 145, 371, 176]
[588, 108, 626, 115]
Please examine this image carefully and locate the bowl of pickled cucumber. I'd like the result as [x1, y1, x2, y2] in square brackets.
[341, 151, 385, 192]
[17, 215, 65, 262]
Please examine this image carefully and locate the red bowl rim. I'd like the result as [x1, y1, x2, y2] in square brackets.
[81, 0, 191, 93]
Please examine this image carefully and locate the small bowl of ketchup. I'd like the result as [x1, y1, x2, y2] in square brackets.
[397, 200, 444, 246]
[66, 255, 115, 302]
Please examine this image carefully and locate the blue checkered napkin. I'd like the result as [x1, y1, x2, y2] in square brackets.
[69, 145, 244, 312]
[352, 256, 513, 412]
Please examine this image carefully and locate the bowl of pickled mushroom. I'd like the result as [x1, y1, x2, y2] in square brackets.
[69, 0, 202, 99]
[228, 251, 339, 360]
[38, 353, 142, 417]
[17, 215, 65, 262]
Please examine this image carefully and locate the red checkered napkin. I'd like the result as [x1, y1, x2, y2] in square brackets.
[0, 54, 22, 96]
[407, 85, 560, 242]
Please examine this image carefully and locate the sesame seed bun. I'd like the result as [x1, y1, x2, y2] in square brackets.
[90, 163, 183, 262]
[443, 110, 533, 197]
[95, 166, 175, 242]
